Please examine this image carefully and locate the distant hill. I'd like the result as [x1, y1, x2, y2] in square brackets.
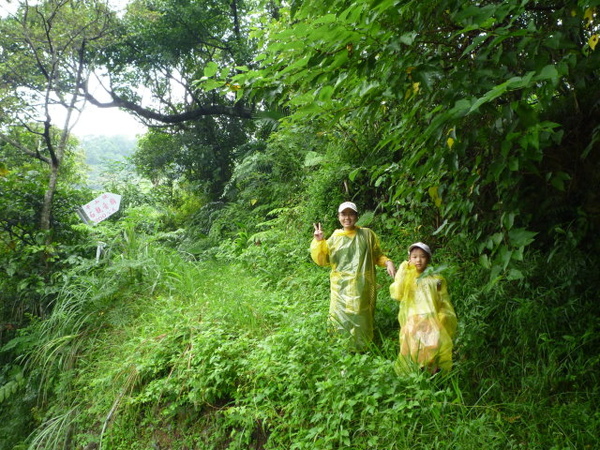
[79, 135, 138, 188]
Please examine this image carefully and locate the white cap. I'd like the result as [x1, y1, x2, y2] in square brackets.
[338, 201, 358, 213]
[408, 242, 432, 257]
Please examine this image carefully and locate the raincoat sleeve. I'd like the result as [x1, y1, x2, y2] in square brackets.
[371, 230, 390, 268]
[436, 277, 457, 338]
[389, 261, 410, 301]
[310, 238, 330, 267]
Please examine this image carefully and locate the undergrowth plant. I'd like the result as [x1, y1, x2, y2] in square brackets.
[4, 225, 594, 449]
[2, 192, 599, 450]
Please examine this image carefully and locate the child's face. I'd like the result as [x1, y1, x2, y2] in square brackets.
[409, 248, 429, 273]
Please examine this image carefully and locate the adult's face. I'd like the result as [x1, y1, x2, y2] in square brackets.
[338, 208, 358, 231]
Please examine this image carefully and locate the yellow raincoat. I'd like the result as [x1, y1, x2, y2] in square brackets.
[390, 261, 457, 373]
[311, 227, 390, 350]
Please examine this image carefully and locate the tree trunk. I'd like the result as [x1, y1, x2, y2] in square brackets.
[40, 162, 59, 233]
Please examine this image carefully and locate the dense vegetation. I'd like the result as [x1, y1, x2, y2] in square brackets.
[1, 0, 599, 448]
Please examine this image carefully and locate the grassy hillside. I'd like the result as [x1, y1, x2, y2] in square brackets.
[4, 223, 597, 450]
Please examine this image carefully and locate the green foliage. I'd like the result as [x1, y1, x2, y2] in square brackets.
[80, 135, 138, 188]
[131, 118, 252, 201]
[98, 160, 154, 215]
[0, 362, 34, 450]
[233, 0, 600, 281]
[0, 0, 119, 235]
[0, 156, 93, 333]
[0, 367, 25, 403]
[2, 0, 600, 449]
[4, 229, 597, 449]
[81, 135, 137, 166]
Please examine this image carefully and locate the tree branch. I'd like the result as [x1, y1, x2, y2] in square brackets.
[0, 132, 51, 164]
[83, 90, 254, 123]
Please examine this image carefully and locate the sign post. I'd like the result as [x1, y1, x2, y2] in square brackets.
[77, 193, 122, 262]
[77, 193, 121, 225]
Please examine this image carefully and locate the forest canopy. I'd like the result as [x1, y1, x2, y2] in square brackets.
[1, 0, 599, 448]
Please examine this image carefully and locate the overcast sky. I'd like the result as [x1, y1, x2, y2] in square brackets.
[2, 1, 145, 138]
[70, 105, 147, 138]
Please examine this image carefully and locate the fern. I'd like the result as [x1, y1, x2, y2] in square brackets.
[0, 369, 24, 403]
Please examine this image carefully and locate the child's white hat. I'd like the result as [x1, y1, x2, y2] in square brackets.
[408, 242, 432, 257]
[338, 201, 358, 213]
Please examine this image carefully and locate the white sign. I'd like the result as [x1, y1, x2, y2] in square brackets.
[77, 193, 121, 224]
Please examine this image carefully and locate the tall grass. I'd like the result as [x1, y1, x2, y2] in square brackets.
[5, 226, 599, 449]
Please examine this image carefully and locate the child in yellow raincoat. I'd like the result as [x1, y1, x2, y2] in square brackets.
[311, 202, 396, 351]
[390, 242, 457, 373]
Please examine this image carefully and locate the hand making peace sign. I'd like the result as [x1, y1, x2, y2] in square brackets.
[313, 222, 324, 241]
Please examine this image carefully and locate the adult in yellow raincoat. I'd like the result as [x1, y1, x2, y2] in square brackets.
[390, 242, 457, 373]
[311, 202, 396, 350]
